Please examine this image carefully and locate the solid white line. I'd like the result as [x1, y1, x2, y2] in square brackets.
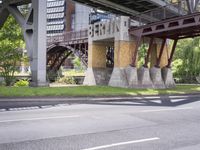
[141, 107, 193, 113]
[81, 137, 160, 150]
[0, 115, 80, 123]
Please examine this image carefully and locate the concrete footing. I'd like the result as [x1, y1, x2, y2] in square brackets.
[138, 67, 153, 88]
[84, 68, 113, 86]
[84, 66, 176, 89]
[108, 66, 138, 88]
[162, 67, 176, 88]
[150, 67, 165, 89]
[30, 81, 49, 87]
[125, 66, 138, 88]
[108, 67, 128, 88]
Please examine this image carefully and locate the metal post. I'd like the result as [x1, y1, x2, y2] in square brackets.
[155, 38, 167, 68]
[131, 37, 142, 67]
[143, 37, 154, 68]
[167, 39, 178, 68]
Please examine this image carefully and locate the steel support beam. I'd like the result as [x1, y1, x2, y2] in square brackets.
[155, 38, 166, 68]
[144, 37, 154, 68]
[167, 39, 178, 68]
[131, 30, 142, 67]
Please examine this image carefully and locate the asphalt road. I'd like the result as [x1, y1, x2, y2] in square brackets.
[0, 94, 200, 150]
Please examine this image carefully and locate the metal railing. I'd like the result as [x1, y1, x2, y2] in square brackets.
[47, 29, 88, 45]
[131, 1, 189, 25]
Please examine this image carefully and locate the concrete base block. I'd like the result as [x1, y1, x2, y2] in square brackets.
[138, 67, 153, 88]
[109, 67, 128, 88]
[162, 67, 176, 88]
[84, 68, 113, 86]
[150, 67, 166, 89]
[30, 82, 49, 87]
[125, 66, 138, 88]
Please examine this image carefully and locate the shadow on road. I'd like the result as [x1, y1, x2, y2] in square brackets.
[0, 94, 200, 112]
[82, 95, 200, 107]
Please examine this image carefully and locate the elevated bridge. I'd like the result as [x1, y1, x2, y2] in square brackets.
[1, 0, 200, 88]
[47, 30, 88, 76]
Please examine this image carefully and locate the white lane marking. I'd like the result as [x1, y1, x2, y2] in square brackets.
[81, 137, 160, 150]
[0, 115, 80, 123]
[141, 107, 193, 113]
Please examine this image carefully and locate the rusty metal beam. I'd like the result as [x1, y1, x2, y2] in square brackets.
[155, 38, 166, 68]
[143, 37, 154, 68]
[130, 30, 142, 67]
[167, 38, 178, 68]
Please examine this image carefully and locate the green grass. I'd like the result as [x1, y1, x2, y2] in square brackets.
[0, 85, 199, 97]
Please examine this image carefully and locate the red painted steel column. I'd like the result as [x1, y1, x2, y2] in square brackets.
[130, 30, 142, 67]
[167, 39, 178, 68]
[155, 38, 167, 68]
[143, 37, 154, 68]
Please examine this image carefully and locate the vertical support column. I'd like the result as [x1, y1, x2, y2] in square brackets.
[167, 39, 178, 68]
[30, 0, 48, 86]
[144, 37, 154, 68]
[162, 38, 178, 88]
[149, 38, 168, 88]
[84, 41, 110, 85]
[138, 38, 154, 88]
[155, 38, 167, 68]
[109, 16, 138, 88]
[130, 30, 142, 67]
[88, 41, 106, 68]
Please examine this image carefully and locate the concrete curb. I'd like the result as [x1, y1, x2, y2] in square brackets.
[0, 93, 200, 102]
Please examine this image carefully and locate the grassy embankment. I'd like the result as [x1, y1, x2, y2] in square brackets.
[0, 85, 199, 97]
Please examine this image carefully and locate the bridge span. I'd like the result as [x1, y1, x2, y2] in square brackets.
[1, 0, 200, 88]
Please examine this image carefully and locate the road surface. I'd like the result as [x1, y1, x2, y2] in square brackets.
[0, 94, 200, 150]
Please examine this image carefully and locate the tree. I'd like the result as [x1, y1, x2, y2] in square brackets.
[172, 38, 200, 83]
[0, 15, 24, 86]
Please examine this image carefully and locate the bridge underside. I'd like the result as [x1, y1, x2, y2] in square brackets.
[73, 0, 170, 16]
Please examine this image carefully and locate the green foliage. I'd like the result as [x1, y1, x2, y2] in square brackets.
[57, 76, 76, 84]
[73, 57, 85, 70]
[0, 16, 24, 86]
[14, 79, 29, 87]
[138, 44, 148, 67]
[173, 38, 200, 83]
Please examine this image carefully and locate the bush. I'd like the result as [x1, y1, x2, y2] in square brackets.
[57, 76, 76, 84]
[14, 79, 29, 87]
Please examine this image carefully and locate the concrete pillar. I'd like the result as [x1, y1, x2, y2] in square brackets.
[84, 41, 112, 85]
[109, 16, 138, 88]
[30, 0, 48, 86]
[162, 67, 176, 88]
[149, 39, 170, 88]
[88, 42, 107, 68]
[138, 66, 153, 88]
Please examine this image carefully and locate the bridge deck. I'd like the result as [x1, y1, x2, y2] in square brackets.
[130, 12, 200, 40]
[73, 0, 182, 22]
